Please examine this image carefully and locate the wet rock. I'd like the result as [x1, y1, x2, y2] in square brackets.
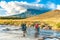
[3, 28, 11, 31]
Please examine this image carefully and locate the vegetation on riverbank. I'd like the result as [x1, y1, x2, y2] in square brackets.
[0, 19, 60, 31]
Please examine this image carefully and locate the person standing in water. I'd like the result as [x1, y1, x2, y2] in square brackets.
[42, 24, 52, 30]
[34, 23, 40, 38]
[21, 22, 27, 37]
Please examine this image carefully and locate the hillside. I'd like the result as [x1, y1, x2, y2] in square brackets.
[25, 10, 60, 21]
[24, 10, 60, 30]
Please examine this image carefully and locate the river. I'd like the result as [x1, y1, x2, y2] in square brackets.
[0, 25, 59, 40]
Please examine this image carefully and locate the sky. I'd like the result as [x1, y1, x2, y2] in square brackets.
[0, 0, 60, 16]
[0, 0, 60, 4]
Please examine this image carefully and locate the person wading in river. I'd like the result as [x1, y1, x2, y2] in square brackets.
[21, 22, 27, 37]
[34, 23, 40, 38]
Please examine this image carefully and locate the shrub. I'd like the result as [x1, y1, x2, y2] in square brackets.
[56, 23, 60, 28]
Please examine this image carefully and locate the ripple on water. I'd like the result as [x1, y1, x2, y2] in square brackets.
[0, 25, 60, 40]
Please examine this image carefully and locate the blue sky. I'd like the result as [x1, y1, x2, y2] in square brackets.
[0, 0, 60, 4]
[0, 0, 60, 16]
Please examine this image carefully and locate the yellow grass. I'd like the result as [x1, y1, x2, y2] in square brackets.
[0, 19, 60, 30]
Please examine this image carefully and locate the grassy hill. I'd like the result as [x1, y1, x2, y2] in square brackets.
[26, 10, 60, 20]
[23, 10, 60, 30]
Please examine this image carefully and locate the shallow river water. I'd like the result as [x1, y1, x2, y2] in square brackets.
[0, 25, 60, 40]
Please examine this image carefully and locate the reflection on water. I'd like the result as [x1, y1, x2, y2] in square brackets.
[0, 25, 60, 40]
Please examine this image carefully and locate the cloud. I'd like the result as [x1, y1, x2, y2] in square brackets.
[46, 2, 60, 10]
[0, 1, 27, 16]
[32, 0, 41, 3]
[0, 1, 46, 16]
[15, 1, 46, 9]
[35, 0, 41, 3]
[56, 5, 60, 10]
[46, 2, 57, 10]
[0, 1, 60, 16]
[15, 1, 58, 10]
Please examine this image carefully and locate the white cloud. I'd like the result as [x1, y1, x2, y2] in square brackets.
[35, 0, 41, 3]
[46, 2, 57, 10]
[0, 1, 27, 16]
[15, 1, 58, 10]
[15, 1, 45, 9]
[46, 2, 60, 10]
[0, 1, 46, 16]
[56, 5, 60, 10]
[0, 1, 60, 16]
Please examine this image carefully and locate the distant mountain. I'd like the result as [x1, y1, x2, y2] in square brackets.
[25, 10, 60, 20]
[11, 9, 51, 18]
[0, 8, 51, 19]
